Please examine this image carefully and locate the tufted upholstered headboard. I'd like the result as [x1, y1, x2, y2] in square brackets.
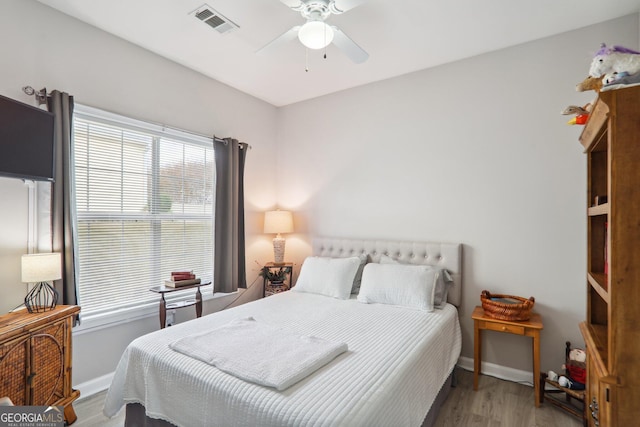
[312, 237, 463, 307]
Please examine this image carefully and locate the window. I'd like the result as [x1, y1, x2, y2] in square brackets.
[73, 106, 214, 321]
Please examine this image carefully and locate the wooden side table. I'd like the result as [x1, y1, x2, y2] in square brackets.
[149, 282, 210, 328]
[472, 305, 544, 407]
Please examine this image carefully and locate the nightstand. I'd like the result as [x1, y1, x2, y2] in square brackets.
[472, 305, 544, 407]
[262, 262, 294, 297]
[149, 282, 210, 328]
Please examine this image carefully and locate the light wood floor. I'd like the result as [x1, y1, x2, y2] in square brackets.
[433, 369, 582, 427]
[73, 368, 583, 427]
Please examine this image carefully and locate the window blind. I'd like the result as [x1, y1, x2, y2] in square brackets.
[73, 108, 214, 318]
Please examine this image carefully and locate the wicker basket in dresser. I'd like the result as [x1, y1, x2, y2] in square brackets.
[0, 305, 80, 424]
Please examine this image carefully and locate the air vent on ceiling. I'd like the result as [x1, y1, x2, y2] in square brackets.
[191, 4, 239, 34]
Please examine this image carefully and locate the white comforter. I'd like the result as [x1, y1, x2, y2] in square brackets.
[104, 291, 461, 427]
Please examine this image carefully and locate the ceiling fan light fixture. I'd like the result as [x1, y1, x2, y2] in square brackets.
[298, 21, 334, 49]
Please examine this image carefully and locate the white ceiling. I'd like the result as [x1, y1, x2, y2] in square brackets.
[36, 0, 640, 107]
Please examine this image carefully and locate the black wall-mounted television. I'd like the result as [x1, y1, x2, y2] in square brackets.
[0, 94, 55, 182]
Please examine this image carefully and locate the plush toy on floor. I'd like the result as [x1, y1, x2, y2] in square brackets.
[558, 375, 584, 390]
[568, 348, 586, 363]
[546, 347, 587, 390]
[539, 342, 586, 420]
[547, 347, 586, 390]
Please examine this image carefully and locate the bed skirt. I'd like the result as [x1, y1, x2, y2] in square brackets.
[421, 369, 455, 427]
[124, 369, 456, 427]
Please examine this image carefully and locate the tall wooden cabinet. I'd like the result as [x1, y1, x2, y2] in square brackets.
[0, 305, 80, 424]
[578, 85, 640, 426]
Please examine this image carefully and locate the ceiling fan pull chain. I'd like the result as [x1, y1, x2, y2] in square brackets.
[324, 24, 327, 59]
[323, 37, 327, 59]
[305, 48, 309, 72]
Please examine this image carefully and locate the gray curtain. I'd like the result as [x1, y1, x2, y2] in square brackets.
[47, 91, 78, 309]
[213, 137, 248, 293]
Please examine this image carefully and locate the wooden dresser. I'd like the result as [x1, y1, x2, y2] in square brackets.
[0, 305, 80, 424]
[578, 85, 640, 426]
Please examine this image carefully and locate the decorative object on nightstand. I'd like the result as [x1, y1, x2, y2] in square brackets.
[260, 262, 294, 297]
[21, 253, 62, 313]
[260, 265, 291, 284]
[480, 290, 535, 321]
[472, 305, 543, 407]
[264, 210, 293, 264]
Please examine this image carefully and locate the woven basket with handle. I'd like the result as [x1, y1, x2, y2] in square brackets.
[480, 290, 535, 321]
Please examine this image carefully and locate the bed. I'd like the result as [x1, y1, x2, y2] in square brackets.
[103, 237, 463, 426]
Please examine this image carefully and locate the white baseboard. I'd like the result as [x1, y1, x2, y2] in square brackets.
[75, 372, 114, 400]
[457, 356, 534, 387]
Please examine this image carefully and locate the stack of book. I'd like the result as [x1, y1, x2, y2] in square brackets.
[165, 271, 201, 288]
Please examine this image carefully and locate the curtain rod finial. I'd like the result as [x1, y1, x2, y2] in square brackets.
[21, 85, 47, 105]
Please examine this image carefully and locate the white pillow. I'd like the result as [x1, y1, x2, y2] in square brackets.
[379, 254, 453, 309]
[351, 253, 368, 294]
[292, 256, 361, 300]
[357, 263, 438, 311]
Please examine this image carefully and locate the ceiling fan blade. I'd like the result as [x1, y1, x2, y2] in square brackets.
[256, 26, 301, 55]
[280, 0, 305, 10]
[331, 27, 369, 63]
[330, 0, 366, 14]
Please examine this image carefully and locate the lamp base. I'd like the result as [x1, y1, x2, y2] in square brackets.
[273, 236, 286, 264]
[25, 281, 59, 313]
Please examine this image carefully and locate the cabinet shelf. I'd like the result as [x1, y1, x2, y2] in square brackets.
[580, 322, 608, 374]
[165, 300, 197, 310]
[587, 273, 609, 301]
[588, 203, 608, 216]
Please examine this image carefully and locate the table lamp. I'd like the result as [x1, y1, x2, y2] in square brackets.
[264, 210, 293, 264]
[21, 253, 61, 313]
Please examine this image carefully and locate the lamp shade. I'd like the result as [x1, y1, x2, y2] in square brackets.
[298, 21, 334, 50]
[264, 210, 293, 234]
[21, 253, 62, 283]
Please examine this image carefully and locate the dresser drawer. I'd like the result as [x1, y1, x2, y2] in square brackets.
[483, 321, 525, 335]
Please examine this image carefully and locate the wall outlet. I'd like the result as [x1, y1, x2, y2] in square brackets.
[166, 310, 176, 327]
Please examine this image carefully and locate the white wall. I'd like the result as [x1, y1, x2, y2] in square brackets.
[0, 178, 30, 310]
[0, 0, 277, 386]
[277, 15, 639, 375]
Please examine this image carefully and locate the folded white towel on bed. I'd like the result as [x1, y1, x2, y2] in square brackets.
[169, 317, 348, 391]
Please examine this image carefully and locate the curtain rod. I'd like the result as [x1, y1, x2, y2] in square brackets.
[22, 86, 47, 106]
[22, 85, 251, 149]
[214, 136, 252, 149]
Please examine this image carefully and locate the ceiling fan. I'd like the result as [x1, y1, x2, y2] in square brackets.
[258, 0, 369, 64]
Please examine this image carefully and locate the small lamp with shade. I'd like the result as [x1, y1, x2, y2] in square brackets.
[264, 210, 293, 264]
[21, 253, 61, 313]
